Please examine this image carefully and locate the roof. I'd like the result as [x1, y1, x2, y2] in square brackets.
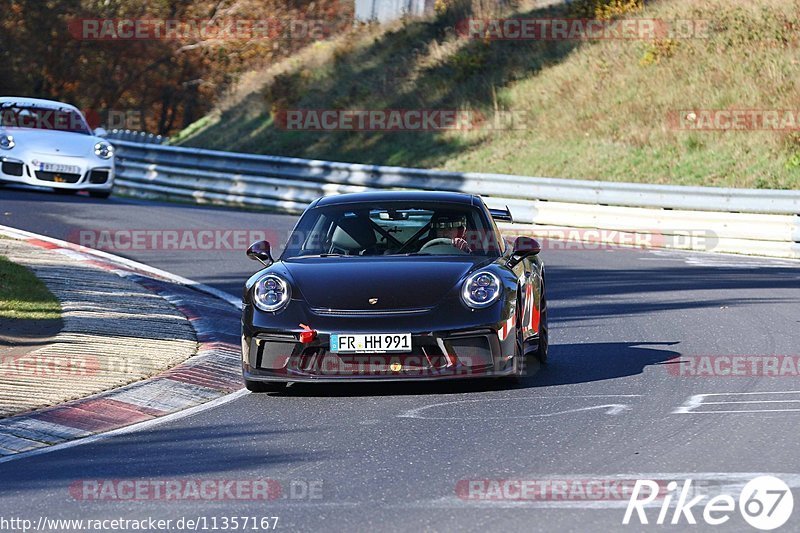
[0, 97, 81, 112]
[315, 190, 477, 207]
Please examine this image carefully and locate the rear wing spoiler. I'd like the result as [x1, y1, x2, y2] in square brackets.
[488, 207, 513, 223]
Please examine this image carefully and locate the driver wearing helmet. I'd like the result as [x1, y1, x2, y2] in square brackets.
[430, 214, 472, 253]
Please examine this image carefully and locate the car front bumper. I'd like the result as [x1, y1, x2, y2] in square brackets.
[0, 155, 114, 191]
[243, 323, 528, 383]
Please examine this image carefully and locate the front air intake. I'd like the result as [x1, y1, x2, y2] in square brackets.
[89, 170, 110, 184]
[1, 161, 23, 176]
[35, 171, 81, 183]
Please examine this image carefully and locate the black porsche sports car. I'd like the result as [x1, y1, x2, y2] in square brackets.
[241, 191, 547, 392]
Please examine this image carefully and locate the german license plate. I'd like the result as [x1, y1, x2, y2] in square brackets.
[38, 162, 81, 174]
[330, 333, 412, 353]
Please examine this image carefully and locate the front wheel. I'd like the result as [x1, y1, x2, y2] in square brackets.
[244, 379, 286, 393]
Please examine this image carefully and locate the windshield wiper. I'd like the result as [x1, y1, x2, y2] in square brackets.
[294, 253, 348, 258]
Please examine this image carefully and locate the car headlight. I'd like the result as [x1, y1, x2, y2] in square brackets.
[461, 271, 501, 309]
[94, 141, 114, 159]
[0, 134, 14, 150]
[253, 274, 291, 312]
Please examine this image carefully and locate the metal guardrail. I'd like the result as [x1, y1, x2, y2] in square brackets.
[112, 140, 800, 259]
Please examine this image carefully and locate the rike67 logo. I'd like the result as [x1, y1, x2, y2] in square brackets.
[624, 476, 793, 530]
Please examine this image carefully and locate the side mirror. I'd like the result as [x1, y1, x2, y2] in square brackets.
[93, 127, 108, 137]
[247, 240, 274, 267]
[507, 236, 541, 267]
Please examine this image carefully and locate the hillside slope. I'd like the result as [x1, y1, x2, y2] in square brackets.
[175, 0, 800, 189]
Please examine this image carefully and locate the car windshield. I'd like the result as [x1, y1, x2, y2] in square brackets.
[282, 202, 502, 258]
[0, 105, 91, 134]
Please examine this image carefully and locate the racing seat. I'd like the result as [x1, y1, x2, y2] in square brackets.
[331, 216, 379, 255]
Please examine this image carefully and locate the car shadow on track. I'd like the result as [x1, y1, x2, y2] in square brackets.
[272, 341, 681, 398]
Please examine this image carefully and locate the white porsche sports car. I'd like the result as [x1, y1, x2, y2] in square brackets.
[0, 97, 114, 198]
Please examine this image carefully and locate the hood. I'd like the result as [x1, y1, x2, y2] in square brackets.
[1, 128, 103, 158]
[284, 257, 486, 310]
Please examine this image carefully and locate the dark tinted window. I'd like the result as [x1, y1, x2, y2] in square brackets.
[282, 202, 501, 258]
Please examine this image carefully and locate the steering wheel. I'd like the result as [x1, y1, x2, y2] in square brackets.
[420, 238, 456, 251]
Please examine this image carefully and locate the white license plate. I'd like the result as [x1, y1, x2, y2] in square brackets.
[38, 162, 81, 174]
[330, 333, 412, 353]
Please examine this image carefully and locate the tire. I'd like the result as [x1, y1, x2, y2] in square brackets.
[510, 323, 526, 381]
[89, 190, 111, 199]
[533, 297, 549, 364]
[244, 379, 286, 393]
[507, 291, 527, 381]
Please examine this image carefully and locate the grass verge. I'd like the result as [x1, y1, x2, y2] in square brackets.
[0, 254, 61, 320]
